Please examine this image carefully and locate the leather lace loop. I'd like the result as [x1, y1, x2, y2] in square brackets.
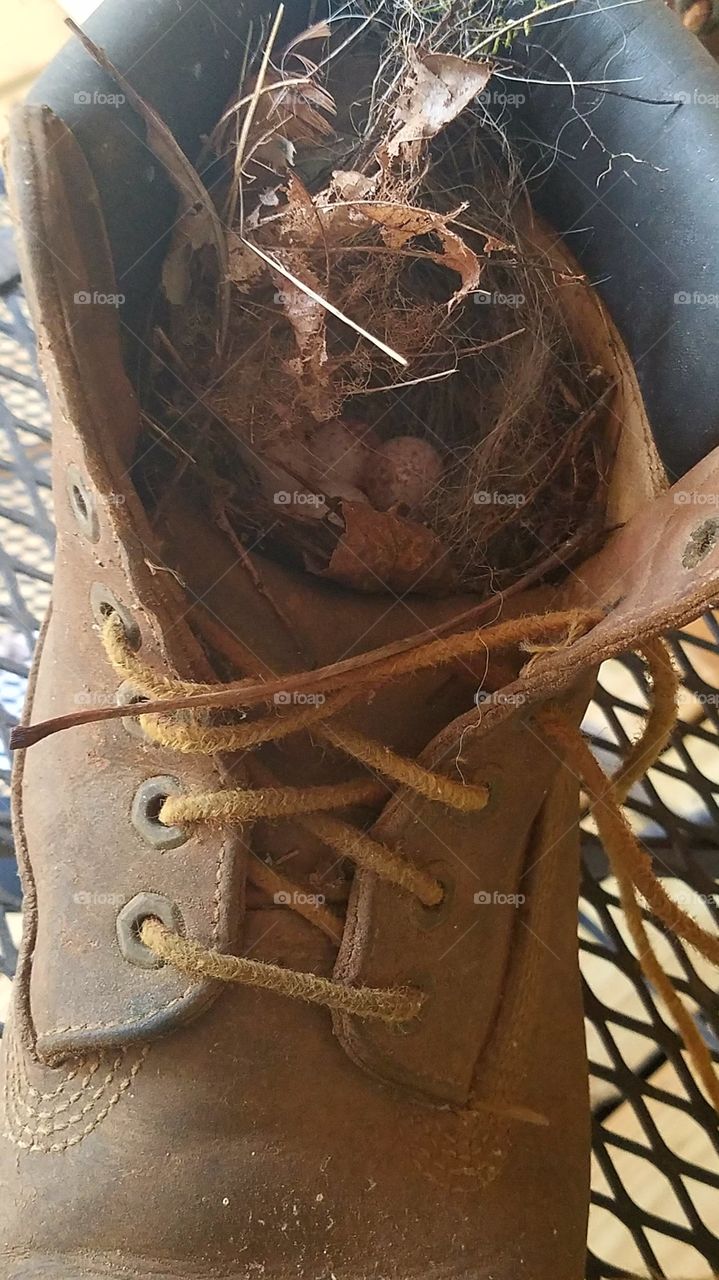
[102, 606, 598, 1023]
[102, 607, 719, 1110]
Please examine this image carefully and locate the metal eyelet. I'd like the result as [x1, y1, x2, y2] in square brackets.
[66, 464, 99, 543]
[90, 584, 141, 651]
[131, 775, 187, 850]
[411, 871, 455, 932]
[116, 892, 184, 970]
[116, 680, 150, 741]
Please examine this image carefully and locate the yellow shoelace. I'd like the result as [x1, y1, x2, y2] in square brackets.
[100, 611, 719, 1105]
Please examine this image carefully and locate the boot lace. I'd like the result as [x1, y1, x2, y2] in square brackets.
[39, 607, 719, 1106]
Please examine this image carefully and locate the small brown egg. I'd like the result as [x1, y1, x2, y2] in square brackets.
[363, 436, 443, 513]
[309, 419, 368, 489]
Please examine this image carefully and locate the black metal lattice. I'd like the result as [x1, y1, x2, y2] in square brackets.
[0, 176, 53, 1024]
[0, 178, 717, 1276]
[582, 633, 719, 1277]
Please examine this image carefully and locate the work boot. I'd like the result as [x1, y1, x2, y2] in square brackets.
[3, 42, 719, 1280]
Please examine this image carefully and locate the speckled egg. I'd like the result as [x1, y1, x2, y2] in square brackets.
[363, 436, 443, 512]
[309, 419, 369, 489]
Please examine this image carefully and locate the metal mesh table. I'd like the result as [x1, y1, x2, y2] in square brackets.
[0, 178, 717, 1278]
[582, 649, 719, 1276]
[0, 174, 53, 1032]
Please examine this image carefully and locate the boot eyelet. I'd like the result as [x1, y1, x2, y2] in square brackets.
[66, 464, 99, 543]
[132, 776, 187, 849]
[90, 584, 141, 650]
[117, 680, 151, 741]
[116, 892, 184, 969]
[412, 872, 454, 931]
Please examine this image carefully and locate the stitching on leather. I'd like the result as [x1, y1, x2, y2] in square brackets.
[408, 772, 572, 1187]
[336, 724, 548, 1097]
[4, 1012, 149, 1153]
[11, 1071, 124, 1131]
[461, 782, 569, 1180]
[7, 1061, 146, 1153]
[9, 1055, 124, 1122]
[10, 1055, 100, 1103]
[43, 986, 198, 1037]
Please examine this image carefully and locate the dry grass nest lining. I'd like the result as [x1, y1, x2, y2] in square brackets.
[75, 2, 615, 600]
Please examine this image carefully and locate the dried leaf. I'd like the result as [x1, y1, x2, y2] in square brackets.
[282, 19, 332, 58]
[330, 170, 378, 202]
[291, 53, 321, 75]
[483, 233, 515, 255]
[251, 134, 297, 177]
[321, 501, 453, 594]
[227, 231, 266, 290]
[388, 50, 493, 159]
[162, 239, 193, 306]
[354, 202, 482, 309]
[162, 202, 225, 305]
[241, 68, 336, 160]
[244, 235, 408, 367]
[284, 171, 324, 234]
[323, 171, 380, 237]
[275, 273, 329, 391]
[258, 175, 331, 414]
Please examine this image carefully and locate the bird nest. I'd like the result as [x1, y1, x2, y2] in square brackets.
[76, 1, 614, 599]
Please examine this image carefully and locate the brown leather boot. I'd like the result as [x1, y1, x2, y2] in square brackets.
[3, 72, 719, 1280]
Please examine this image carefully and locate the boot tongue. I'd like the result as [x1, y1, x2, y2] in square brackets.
[156, 495, 484, 706]
[155, 496, 495, 887]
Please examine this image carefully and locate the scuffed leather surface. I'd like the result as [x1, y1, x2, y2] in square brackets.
[7, 108, 245, 1058]
[333, 678, 594, 1103]
[1, 763, 590, 1278]
[555, 452, 719, 669]
[331, 442, 719, 1094]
